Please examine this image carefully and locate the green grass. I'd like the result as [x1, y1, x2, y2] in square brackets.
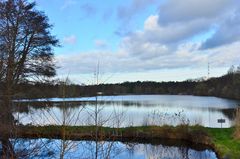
[19, 125, 240, 159]
[206, 127, 240, 159]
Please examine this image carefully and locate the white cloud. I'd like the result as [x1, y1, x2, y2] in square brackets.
[94, 39, 108, 49]
[57, 1, 240, 81]
[209, 42, 240, 66]
[124, 15, 211, 45]
[63, 35, 77, 45]
[57, 12, 240, 76]
[57, 42, 239, 81]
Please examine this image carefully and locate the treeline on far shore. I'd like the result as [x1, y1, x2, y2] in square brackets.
[1, 67, 240, 100]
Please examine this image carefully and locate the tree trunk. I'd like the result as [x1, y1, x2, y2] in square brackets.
[1, 138, 15, 159]
[0, 99, 16, 159]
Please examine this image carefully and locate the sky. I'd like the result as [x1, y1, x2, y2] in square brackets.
[33, 0, 240, 84]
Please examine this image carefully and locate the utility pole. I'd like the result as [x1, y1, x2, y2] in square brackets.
[208, 61, 210, 127]
[208, 61, 210, 79]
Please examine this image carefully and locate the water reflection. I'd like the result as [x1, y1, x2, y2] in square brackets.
[14, 95, 240, 128]
[0, 139, 218, 159]
[123, 143, 217, 159]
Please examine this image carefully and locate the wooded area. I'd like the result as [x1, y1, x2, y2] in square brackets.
[4, 67, 240, 100]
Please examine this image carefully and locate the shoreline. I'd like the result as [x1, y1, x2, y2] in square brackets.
[13, 94, 240, 105]
[1, 125, 239, 158]
[6, 125, 233, 159]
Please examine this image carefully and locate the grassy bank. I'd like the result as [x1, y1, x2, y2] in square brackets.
[14, 125, 240, 159]
[206, 127, 240, 159]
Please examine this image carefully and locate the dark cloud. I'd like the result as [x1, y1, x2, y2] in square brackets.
[201, 10, 240, 49]
[115, 0, 157, 36]
[117, 0, 156, 23]
[157, 0, 240, 49]
[158, 0, 234, 25]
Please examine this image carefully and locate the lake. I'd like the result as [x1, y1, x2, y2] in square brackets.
[14, 95, 240, 128]
[6, 138, 218, 159]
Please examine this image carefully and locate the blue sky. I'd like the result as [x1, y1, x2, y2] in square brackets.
[33, 0, 240, 84]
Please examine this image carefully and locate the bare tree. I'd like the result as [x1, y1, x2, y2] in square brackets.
[235, 108, 240, 139]
[58, 78, 83, 159]
[0, 0, 58, 158]
[0, 0, 58, 97]
[28, 78, 84, 159]
[80, 62, 126, 159]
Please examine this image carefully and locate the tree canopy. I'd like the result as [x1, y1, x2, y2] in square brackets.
[0, 0, 58, 95]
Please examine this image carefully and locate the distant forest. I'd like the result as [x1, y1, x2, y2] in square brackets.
[1, 66, 240, 100]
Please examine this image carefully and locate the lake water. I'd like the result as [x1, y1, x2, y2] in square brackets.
[14, 95, 240, 128]
[3, 139, 218, 159]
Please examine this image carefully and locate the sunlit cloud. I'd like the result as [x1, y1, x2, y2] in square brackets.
[44, 0, 240, 82]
